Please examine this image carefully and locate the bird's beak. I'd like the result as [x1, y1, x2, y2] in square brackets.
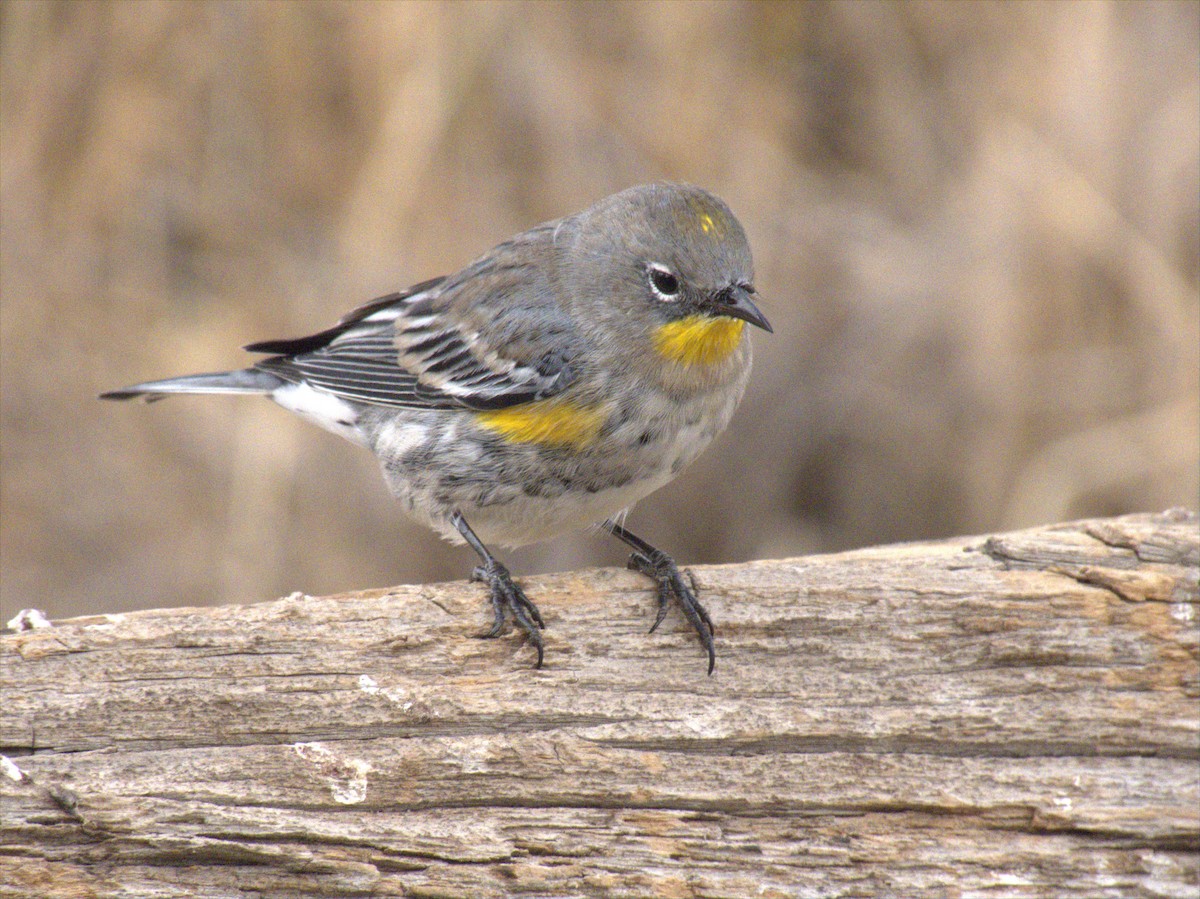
[714, 284, 773, 333]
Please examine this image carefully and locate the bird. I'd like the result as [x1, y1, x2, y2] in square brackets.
[101, 182, 772, 673]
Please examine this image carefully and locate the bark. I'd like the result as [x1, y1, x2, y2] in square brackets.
[2, 511, 1198, 898]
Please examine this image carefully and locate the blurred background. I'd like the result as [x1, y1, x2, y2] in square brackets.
[2, 1, 1197, 624]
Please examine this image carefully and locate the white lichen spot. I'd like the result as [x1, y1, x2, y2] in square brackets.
[292, 742, 371, 804]
[357, 674, 414, 710]
[1170, 602, 1195, 624]
[1, 756, 26, 782]
[6, 609, 51, 632]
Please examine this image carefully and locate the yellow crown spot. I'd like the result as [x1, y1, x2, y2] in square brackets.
[476, 398, 607, 449]
[684, 195, 729, 238]
[653, 315, 745, 366]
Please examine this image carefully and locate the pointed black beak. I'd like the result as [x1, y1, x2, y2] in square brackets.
[713, 284, 773, 333]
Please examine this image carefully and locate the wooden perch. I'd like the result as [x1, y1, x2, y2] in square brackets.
[2, 511, 1198, 897]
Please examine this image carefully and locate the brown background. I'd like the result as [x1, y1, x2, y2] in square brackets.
[2, 1, 1197, 625]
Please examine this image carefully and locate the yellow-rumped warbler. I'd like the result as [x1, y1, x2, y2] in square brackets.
[102, 183, 771, 673]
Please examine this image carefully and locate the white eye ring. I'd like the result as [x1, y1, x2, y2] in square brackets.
[647, 263, 682, 301]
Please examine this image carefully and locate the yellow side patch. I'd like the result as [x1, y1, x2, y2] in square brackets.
[476, 398, 607, 449]
[653, 315, 745, 366]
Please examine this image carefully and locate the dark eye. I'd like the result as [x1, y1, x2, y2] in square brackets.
[647, 264, 681, 301]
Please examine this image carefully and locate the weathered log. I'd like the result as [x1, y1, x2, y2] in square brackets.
[2, 511, 1197, 898]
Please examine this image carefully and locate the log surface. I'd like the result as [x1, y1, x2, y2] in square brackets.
[2, 511, 1198, 898]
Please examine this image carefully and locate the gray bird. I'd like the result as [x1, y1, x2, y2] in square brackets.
[102, 182, 772, 672]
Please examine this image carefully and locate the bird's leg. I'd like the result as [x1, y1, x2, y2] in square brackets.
[451, 511, 545, 668]
[602, 520, 716, 675]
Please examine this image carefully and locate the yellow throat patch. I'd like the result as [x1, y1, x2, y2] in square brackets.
[653, 315, 746, 366]
[475, 398, 607, 449]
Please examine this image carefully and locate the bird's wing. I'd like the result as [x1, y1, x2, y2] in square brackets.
[248, 228, 579, 411]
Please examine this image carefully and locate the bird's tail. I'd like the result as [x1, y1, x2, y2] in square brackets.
[100, 368, 284, 402]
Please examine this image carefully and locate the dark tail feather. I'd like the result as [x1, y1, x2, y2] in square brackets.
[100, 368, 284, 402]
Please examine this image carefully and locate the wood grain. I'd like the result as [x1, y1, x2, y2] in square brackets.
[3, 511, 1197, 898]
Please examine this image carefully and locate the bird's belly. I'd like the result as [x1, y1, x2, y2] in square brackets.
[453, 471, 676, 547]
[367, 381, 744, 549]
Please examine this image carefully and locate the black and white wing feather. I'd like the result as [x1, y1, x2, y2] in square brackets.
[247, 229, 578, 412]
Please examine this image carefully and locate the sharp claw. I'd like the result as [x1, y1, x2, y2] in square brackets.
[473, 561, 545, 667]
[505, 593, 545, 667]
[454, 512, 546, 668]
[644, 560, 716, 673]
[523, 597, 546, 630]
[676, 581, 716, 675]
[604, 520, 718, 673]
[648, 587, 671, 633]
[528, 630, 545, 668]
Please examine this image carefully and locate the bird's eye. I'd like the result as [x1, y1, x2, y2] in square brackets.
[647, 264, 681, 301]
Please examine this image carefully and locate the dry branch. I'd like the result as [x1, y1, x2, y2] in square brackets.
[2, 511, 1198, 898]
